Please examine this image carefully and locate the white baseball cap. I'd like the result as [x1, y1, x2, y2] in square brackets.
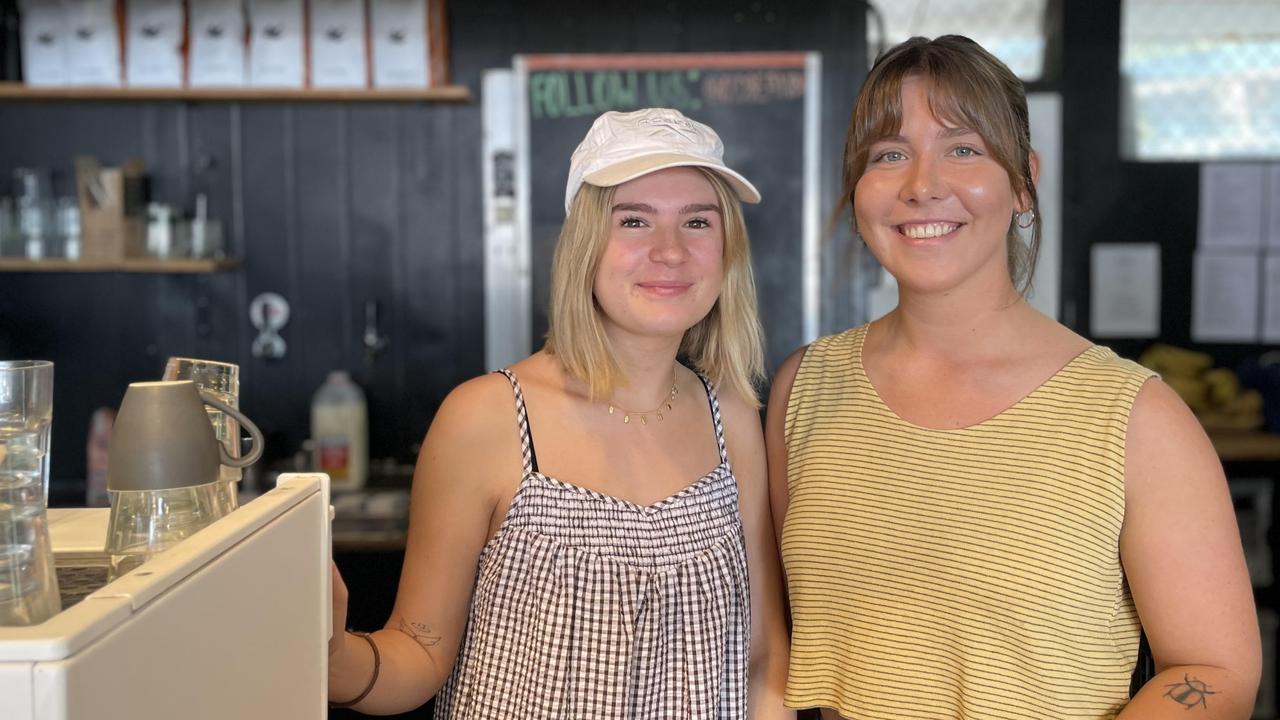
[564, 108, 762, 212]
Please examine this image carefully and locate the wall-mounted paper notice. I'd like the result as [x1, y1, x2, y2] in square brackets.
[1192, 250, 1260, 343]
[1091, 243, 1160, 338]
[1264, 256, 1280, 343]
[1199, 163, 1266, 249]
[1269, 165, 1280, 250]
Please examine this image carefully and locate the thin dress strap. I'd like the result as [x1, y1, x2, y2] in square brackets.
[695, 371, 730, 468]
[496, 370, 538, 475]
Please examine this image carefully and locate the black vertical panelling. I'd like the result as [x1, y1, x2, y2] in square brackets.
[347, 105, 402, 456]
[147, 105, 199, 375]
[186, 104, 241, 364]
[398, 105, 456, 453]
[293, 104, 354, 444]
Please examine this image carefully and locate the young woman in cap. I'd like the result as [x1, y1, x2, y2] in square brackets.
[766, 36, 1259, 719]
[329, 107, 792, 719]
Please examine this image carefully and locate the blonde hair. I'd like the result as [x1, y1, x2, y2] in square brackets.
[842, 35, 1041, 295]
[545, 168, 765, 406]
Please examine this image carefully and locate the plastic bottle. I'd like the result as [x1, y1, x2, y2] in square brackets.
[84, 407, 114, 507]
[310, 371, 368, 491]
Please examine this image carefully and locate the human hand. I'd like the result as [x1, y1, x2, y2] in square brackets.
[329, 559, 349, 656]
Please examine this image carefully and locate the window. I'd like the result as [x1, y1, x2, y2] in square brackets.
[866, 0, 1051, 81]
[1121, 0, 1280, 160]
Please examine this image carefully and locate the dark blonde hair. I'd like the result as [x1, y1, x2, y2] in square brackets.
[544, 168, 765, 406]
[842, 35, 1041, 294]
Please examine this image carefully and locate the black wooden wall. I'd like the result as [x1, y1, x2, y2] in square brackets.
[0, 0, 868, 502]
[0, 101, 477, 500]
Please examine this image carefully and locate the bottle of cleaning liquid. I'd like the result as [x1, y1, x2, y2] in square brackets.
[310, 371, 368, 492]
[85, 407, 115, 507]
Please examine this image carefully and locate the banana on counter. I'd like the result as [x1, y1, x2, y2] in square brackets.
[1139, 344, 1265, 432]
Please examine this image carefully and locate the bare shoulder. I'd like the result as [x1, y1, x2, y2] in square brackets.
[768, 344, 811, 411]
[1129, 376, 1206, 447]
[416, 371, 524, 503]
[428, 371, 517, 445]
[1125, 376, 1221, 496]
[713, 379, 764, 432]
[763, 344, 812, 537]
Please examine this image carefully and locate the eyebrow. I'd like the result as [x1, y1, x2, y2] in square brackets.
[873, 126, 979, 144]
[612, 202, 722, 215]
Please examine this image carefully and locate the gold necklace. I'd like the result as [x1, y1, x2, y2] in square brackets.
[608, 370, 679, 425]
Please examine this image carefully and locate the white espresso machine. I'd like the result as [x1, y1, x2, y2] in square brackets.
[0, 473, 331, 720]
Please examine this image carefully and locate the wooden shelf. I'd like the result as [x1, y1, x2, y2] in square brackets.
[0, 83, 472, 103]
[0, 257, 241, 274]
[332, 533, 408, 553]
[1207, 430, 1280, 463]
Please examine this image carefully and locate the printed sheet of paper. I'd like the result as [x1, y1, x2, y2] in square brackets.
[1199, 163, 1266, 249]
[1263, 255, 1280, 343]
[1192, 250, 1260, 342]
[1268, 164, 1280, 249]
[1090, 243, 1160, 338]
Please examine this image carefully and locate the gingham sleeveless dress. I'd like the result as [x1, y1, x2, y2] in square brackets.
[433, 369, 750, 720]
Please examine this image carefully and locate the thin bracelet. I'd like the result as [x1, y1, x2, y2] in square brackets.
[330, 631, 381, 709]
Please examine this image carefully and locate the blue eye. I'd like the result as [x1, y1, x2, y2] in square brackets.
[952, 145, 981, 158]
[874, 150, 906, 163]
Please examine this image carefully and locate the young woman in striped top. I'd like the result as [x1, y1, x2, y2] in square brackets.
[328, 108, 792, 719]
[766, 36, 1259, 719]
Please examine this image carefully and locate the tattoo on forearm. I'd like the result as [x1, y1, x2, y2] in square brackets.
[1163, 674, 1217, 709]
[396, 618, 442, 652]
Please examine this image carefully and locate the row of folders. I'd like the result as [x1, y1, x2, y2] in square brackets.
[15, 0, 441, 89]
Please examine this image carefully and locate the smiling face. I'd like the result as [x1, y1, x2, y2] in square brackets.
[854, 76, 1028, 297]
[591, 166, 725, 344]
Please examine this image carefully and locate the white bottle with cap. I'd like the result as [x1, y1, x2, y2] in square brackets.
[310, 371, 368, 491]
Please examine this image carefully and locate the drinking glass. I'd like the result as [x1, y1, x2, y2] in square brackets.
[0, 198, 16, 257]
[106, 482, 226, 580]
[161, 357, 241, 513]
[0, 360, 60, 625]
[14, 168, 52, 260]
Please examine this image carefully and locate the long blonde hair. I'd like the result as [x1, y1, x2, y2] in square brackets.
[544, 168, 765, 406]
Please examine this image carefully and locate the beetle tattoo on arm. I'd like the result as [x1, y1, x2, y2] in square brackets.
[396, 618, 442, 652]
[1163, 674, 1217, 709]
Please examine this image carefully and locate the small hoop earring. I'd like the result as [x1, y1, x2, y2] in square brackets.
[1015, 209, 1036, 229]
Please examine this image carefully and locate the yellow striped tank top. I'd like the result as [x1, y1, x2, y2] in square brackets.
[781, 325, 1157, 719]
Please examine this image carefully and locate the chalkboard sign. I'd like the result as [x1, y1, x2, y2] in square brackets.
[511, 52, 822, 377]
